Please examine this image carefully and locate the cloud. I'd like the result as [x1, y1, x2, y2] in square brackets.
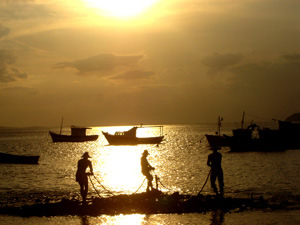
[282, 53, 300, 62]
[201, 53, 243, 75]
[0, 25, 10, 38]
[226, 54, 300, 97]
[1, 86, 37, 95]
[0, 1, 55, 21]
[110, 69, 155, 80]
[54, 53, 144, 75]
[0, 49, 28, 83]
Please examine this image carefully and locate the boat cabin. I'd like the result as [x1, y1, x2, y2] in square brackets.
[114, 127, 137, 137]
[71, 126, 91, 136]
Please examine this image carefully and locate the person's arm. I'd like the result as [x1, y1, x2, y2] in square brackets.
[207, 155, 211, 167]
[89, 161, 94, 175]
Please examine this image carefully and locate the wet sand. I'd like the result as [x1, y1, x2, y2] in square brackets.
[0, 191, 298, 217]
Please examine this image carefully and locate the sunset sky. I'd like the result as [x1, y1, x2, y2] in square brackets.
[0, 0, 299, 127]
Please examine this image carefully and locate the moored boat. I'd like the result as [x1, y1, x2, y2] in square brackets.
[49, 126, 99, 142]
[205, 116, 229, 149]
[277, 116, 300, 149]
[224, 112, 285, 152]
[0, 152, 39, 164]
[102, 125, 164, 145]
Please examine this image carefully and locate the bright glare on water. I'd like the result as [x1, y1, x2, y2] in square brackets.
[0, 123, 300, 224]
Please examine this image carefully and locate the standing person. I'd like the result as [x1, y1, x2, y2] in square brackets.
[207, 148, 224, 197]
[76, 152, 93, 204]
[141, 150, 155, 192]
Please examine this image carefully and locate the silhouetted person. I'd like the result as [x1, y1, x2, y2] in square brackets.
[76, 152, 93, 204]
[141, 150, 155, 192]
[207, 148, 224, 197]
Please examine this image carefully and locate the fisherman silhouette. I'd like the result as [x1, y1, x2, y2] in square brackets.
[141, 150, 155, 192]
[207, 148, 224, 197]
[76, 152, 93, 204]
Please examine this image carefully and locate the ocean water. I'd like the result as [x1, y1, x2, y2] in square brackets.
[0, 123, 299, 224]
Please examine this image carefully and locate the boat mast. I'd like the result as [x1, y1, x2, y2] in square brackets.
[217, 116, 222, 135]
[241, 111, 245, 129]
[60, 117, 64, 135]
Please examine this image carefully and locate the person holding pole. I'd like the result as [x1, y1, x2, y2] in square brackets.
[207, 148, 224, 197]
[141, 150, 155, 192]
[76, 152, 93, 204]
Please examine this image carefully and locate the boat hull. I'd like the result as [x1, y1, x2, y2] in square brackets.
[102, 132, 164, 145]
[205, 134, 229, 149]
[0, 153, 39, 164]
[49, 131, 99, 142]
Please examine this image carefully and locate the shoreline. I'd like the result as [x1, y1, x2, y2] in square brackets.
[1, 191, 298, 217]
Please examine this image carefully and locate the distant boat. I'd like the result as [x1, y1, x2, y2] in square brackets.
[0, 153, 39, 164]
[225, 112, 284, 152]
[49, 126, 99, 142]
[277, 117, 300, 149]
[102, 125, 164, 145]
[205, 116, 229, 149]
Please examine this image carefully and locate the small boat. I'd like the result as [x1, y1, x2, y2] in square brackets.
[205, 116, 229, 149]
[102, 125, 164, 145]
[0, 153, 39, 164]
[49, 126, 99, 142]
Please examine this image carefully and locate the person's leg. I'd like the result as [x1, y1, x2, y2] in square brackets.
[79, 183, 85, 201]
[218, 171, 224, 197]
[210, 172, 218, 195]
[146, 173, 153, 192]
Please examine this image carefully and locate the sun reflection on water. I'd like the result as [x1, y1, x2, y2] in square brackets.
[93, 146, 148, 195]
[93, 214, 146, 225]
[83, 126, 165, 195]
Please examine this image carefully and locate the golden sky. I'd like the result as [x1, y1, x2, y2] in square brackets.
[0, 0, 299, 127]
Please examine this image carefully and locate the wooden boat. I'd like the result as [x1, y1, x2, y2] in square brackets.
[0, 153, 39, 164]
[102, 126, 164, 145]
[49, 126, 99, 142]
[225, 112, 284, 152]
[205, 116, 229, 149]
[277, 117, 300, 149]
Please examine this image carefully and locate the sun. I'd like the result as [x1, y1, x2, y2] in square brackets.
[84, 0, 158, 18]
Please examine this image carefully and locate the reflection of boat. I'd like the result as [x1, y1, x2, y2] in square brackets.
[102, 126, 164, 145]
[205, 116, 229, 149]
[0, 153, 39, 164]
[49, 126, 99, 142]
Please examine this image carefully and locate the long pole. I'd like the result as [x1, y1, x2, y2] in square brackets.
[241, 111, 245, 129]
[60, 117, 64, 135]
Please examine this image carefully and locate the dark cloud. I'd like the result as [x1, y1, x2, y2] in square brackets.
[227, 54, 300, 96]
[54, 53, 144, 74]
[202, 53, 243, 75]
[0, 49, 28, 83]
[282, 53, 300, 62]
[0, 25, 10, 38]
[110, 69, 155, 80]
[0, 1, 55, 21]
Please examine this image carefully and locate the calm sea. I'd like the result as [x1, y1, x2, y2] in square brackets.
[0, 124, 299, 224]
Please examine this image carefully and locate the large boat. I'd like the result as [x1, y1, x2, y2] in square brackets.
[277, 114, 300, 149]
[224, 112, 285, 152]
[0, 153, 39, 164]
[102, 125, 164, 145]
[49, 126, 99, 142]
[225, 125, 284, 152]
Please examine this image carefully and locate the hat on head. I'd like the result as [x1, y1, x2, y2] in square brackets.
[142, 150, 149, 156]
[82, 152, 91, 158]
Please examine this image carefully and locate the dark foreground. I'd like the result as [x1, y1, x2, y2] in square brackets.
[0, 191, 298, 217]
